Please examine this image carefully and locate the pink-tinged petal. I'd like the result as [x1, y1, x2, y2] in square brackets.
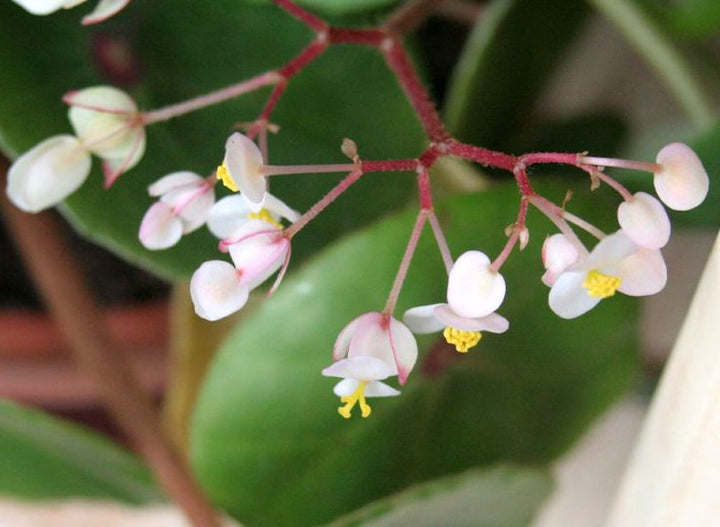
[101, 127, 145, 188]
[190, 260, 248, 321]
[364, 381, 401, 397]
[264, 193, 300, 222]
[148, 171, 203, 197]
[226, 221, 289, 289]
[434, 304, 509, 333]
[178, 188, 214, 234]
[617, 192, 670, 250]
[403, 304, 445, 334]
[138, 202, 182, 250]
[64, 85, 136, 114]
[581, 231, 636, 274]
[81, 0, 130, 25]
[207, 195, 254, 239]
[542, 234, 580, 286]
[618, 249, 667, 296]
[322, 356, 395, 382]
[346, 314, 397, 373]
[11, 0, 71, 14]
[7, 135, 91, 213]
[224, 133, 265, 207]
[447, 250, 506, 318]
[654, 142, 709, 211]
[387, 317, 418, 385]
[549, 271, 602, 319]
[332, 315, 367, 361]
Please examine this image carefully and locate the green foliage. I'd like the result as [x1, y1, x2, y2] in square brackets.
[190, 186, 637, 526]
[0, 399, 162, 503]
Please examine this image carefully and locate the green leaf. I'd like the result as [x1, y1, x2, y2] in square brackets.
[443, 0, 588, 150]
[0, 1, 424, 280]
[637, 0, 720, 40]
[190, 184, 637, 526]
[0, 399, 163, 503]
[327, 464, 552, 527]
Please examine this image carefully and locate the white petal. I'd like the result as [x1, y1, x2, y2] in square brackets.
[160, 183, 214, 234]
[654, 142, 709, 211]
[333, 313, 376, 361]
[364, 381, 401, 397]
[224, 133, 265, 207]
[387, 317, 418, 385]
[581, 231, 636, 274]
[331, 378, 358, 397]
[7, 135, 91, 213]
[346, 314, 397, 374]
[403, 304, 445, 334]
[207, 195, 254, 239]
[434, 304, 509, 333]
[549, 271, 602, 319]
[11, 0, 70, 14]
[447, 250, 506, 318]
[264, 193, 300, 222]
[98, 126, 145, 174]
[542, 234, 580, 285]
[148, 171, 203, 197]
[190, 260, 249, 321]
[138, 202, 182, 250]
[81, 0, 130, 25]
[618, 248, 667, 296]
[64, 85, 136, 114]
[322, 356, 395, 382]
[617, 192, 670, 250]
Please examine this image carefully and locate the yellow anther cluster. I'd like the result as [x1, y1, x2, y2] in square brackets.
[443, 327, 482, 353]
[216, 163, 238, 192]
[247, 209, 282, 229]
[582, 269, 621, 298]
[338, 381, 371, 419]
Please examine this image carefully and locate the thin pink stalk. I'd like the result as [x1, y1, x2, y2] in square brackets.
[595, 171, 634, 201]
[563, 210, 606, 240]
[529, 194, 588, 256]
[579, 155, 661, 173]
[263, 163, 357, 176]
[142, 72, 280, 125]
[273, 0, 328, 32]
[284, 169, 364, 238]
[427, 211, 453, 273]
[490, 198, 529, 272]
[383, 210, 428, 315]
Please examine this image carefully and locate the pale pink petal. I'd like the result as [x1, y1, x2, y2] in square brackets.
[447, 250, 506, 318]
[549, 271, 602, 319]
[264, 193, 300, 222]
[226, 221, 289, 289]
[434, 304, 509, 333]
[224, 133, 265, 208]
[7, 135, 90, 213]
[617, 192, 670, 250]
[581, 231, 636, 274]
[332, 315, 368, 361]
[81, 0, 130, 25]
[403, 304, 445, 334]
[138, 202, 182, 250]
[364, 381, 401, 397]
[190, 260, 248, 321]
[322, 356, 395, 382]
[387, 317, 418, 385]
[207, 195, 254, 239]
[101, 127, 145, 187]
[178, 189, 214, 234]
[542, 234, 580, 286]
[64, 85, 136, 114]
[148, 171, 203, 197]
[346, 314, 397, 373]
[654, 142, 709, 211]
[618, 249, 667, 296]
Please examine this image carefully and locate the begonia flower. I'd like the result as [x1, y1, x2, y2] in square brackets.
[190, 219, 290, 321]
[216, 133, 266, 211]
[654, 143, 709, 211]
[207, 193, 299, 240]
[12, 0, 132, 25]
[617, 191, 670, 250]
[139, 171, 215, 250]
[446, 250, 506, 319]
[7, 86, 144, 213]
[322, 312, 418, 418]
[549, 231, 667, 319]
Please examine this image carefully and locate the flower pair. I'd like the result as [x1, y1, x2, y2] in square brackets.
[7, 86, 144, 213]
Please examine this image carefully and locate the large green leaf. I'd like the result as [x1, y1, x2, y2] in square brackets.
[443, 0, 588, 150]
[327, 465, 552, 527]
[190, 184, 637, 526]
[0, 399, 162, 503]
[0, 1, 424, 280]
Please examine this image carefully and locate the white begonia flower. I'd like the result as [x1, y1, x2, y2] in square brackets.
[216, 133, 266, 212]
[617, 191, 670, 250]
[12, 0, 132, 25]
[139, 172, 215, 250]
[6, 86, 144, 213]
[654, 142, 709, 211]
[541, 234, 581, 287]
[446, 250, 506, 319]
[549, 231, 667, 319]
[404, 303, 509, 353]
[322, 312, 418, 418]
[207, 193, 299, 240]
[190, 219, 290, 321]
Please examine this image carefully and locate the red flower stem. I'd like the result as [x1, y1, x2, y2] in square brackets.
[383, 210, 428, 315]
[329, 27, 385, 45]
[141, 71, 279, 125]
[490, 198, 529, 272]
[427, 210, 453, 273]
[445, 141, 515, 171]
[273, 0, 328, 32]
[383, 0, 439, 34]
[284, 168, 364, 238]
[361, 159, 419, 172]
[417, 166, 433, 209]
[519, 152, 580, 166]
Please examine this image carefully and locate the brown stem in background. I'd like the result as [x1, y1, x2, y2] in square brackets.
[0, 157, 220, 527]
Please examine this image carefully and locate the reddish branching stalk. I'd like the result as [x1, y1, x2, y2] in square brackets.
[0, 159, 221, 527]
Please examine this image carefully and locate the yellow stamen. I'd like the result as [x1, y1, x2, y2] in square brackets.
[338, 381, 371, 419]
[443, 327, 482, 353]
[247, 209, 282, 228]
[582, 269, 621, 298]
[216, 163, 238, 192]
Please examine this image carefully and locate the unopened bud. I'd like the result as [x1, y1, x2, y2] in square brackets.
[341, 138, 359, 163]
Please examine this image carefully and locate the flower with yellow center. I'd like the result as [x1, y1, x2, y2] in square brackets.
[206, 193, 299, 240]
[220, 132, 266, 211]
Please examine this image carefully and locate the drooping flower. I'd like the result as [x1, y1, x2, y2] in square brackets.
[322, 312, 418, 418]
[549, 231, 667, 319]
[11, 0, 132, 25]
[139, 171, 215, 250]
[7, 86, 144, 213]
[216, 133, 266, 211]
[617, 191, 670, 250]
[654, 143, 709, 211]
[190, 219, 290, 321]
[446, 250, 506, 319]
[207, 193, 299, 240]
[541, 233, 581, 287]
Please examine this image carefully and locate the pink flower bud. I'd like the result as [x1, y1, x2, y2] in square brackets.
[654, 143, 709, 211]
